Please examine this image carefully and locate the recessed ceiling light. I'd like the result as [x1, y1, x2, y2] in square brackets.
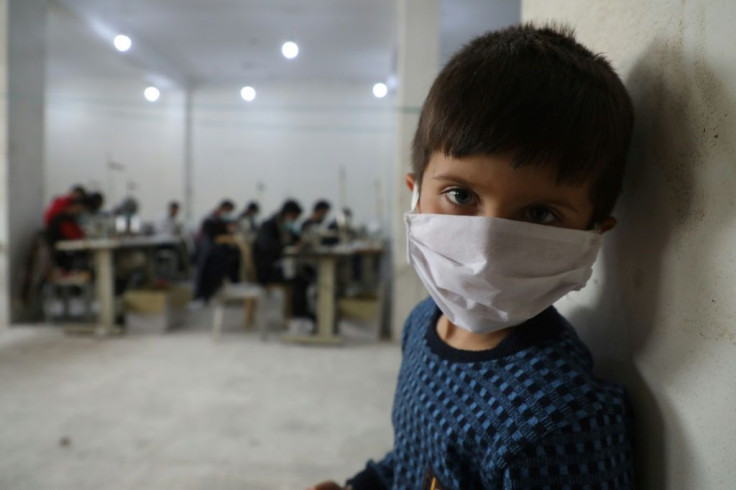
[372, 82, 388, 98]
[240, 86, 256, 102]
[144, 86, 160, 102]
[114, 34, 132, 52]
[281, 41, 299, 59]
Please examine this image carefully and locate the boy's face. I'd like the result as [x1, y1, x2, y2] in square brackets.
[407, 151, 615, 232]
[314, 208, 329, 223]
[66, 203, 85, 215]
[284, 211, 300, 223]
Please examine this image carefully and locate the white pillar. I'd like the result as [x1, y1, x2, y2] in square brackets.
[183, 89, 194, 226]
[390, 0, 440, 340]
[0, 0, 46, 325]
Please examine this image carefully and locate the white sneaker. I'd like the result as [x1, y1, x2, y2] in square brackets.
[188, 299, 206, 311]
[288, 317, 315, 335]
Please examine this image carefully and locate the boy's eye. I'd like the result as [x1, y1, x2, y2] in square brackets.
[445, 188, 475, 206]
[524, 205, 558, 224]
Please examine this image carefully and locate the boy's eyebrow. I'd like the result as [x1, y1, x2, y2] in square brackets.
[430, 173, 476, 188]
[541, 199, 583, 214]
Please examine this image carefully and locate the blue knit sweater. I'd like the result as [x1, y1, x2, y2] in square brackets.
[347, 297, 634, 490]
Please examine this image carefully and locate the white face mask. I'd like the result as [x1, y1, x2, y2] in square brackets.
[405, 187, 602, 333]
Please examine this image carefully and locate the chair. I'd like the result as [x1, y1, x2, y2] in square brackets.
[43, 269, 95, 323]
[21, 230, 95, 323]
[153, 238, 190, 280]
[239, 237, 294, 324]
[42, 262, 95, 323]
[154, 249, 179, 279]
[211, 237, 284, 339]
[212, 281, 266, 339]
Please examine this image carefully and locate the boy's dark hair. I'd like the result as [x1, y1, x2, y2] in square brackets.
[65, 197, 88, 212]
[313, 200, 331, 212]
[86, 192, 104, 211]
[280, 199, 302, 216]
[411, 24, 634, 222]
[245, 201, 259, 213]
[218, 199, 235, 211]
[169, 201, 180, 209]
[70, 185, 87, 197]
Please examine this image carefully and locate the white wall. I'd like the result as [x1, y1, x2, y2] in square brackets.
[45, 78, 186, 222]
[0, 0, 46, 324]
[440, 0, 521, 64]
[390, 0, 440, 339]
[523, 1, 736, 488]
[190, 83, 395, 230]
[46, 79, 396, 233]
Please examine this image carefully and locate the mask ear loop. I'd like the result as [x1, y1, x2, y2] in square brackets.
[410, 184, 420, 212]
[588, 221, 604, 234]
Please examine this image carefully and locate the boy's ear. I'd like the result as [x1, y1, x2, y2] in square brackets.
[598, 216, 617, 234]
[405, 173, 420, 211]
[405, 173, 416, 192]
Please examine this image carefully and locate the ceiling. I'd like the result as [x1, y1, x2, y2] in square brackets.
[48, 0, 520, 89]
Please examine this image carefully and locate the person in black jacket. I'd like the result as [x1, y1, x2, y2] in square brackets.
[252, 199, 310, 317]
[193, 199, 239, 303]
[300, 200, 331, 246]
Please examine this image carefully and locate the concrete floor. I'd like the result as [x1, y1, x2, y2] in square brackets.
[0, 312, 401, 490]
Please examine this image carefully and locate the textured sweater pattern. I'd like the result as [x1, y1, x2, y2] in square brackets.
[348, 298, 634, 490]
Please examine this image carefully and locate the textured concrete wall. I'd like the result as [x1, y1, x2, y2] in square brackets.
[523, 1, 736, 488]
[0, 0, 8, 326]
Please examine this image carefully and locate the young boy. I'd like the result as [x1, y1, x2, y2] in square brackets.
[309, 24, 634, 489]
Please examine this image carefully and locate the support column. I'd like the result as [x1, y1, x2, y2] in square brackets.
[390, 0, 440, 340]
[183, 88, 194, 227]
[0, 0, 46, 325]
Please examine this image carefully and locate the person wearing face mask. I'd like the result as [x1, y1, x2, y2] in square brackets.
[253, 199, 311, 317]
[46, 197, 89, 272]
[309, 25, 635, 490]
[157, 201, 182, 237]
[43, 184, 87, 227]
[237, 201, 261, 243]
[192, 199, 239, 305]
[300, 200, 331, 247]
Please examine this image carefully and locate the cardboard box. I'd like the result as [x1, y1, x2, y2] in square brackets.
[123, 286, 191, 333]
[338, 296, 379, 321]
[338, 296, 382, 341]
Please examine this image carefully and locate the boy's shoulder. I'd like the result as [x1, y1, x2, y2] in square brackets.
[402, 296, 629, 436]
[404, 296, 437, 329]
[400, 296, 438, 349]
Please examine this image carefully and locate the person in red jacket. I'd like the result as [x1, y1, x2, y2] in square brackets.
[46, 198, 88, 271]
[43, 185, 87, 227]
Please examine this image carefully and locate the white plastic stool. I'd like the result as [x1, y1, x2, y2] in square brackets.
[212, 282, 266, 339]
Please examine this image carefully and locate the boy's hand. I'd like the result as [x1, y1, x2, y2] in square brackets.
[305, 482, 350, 490]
